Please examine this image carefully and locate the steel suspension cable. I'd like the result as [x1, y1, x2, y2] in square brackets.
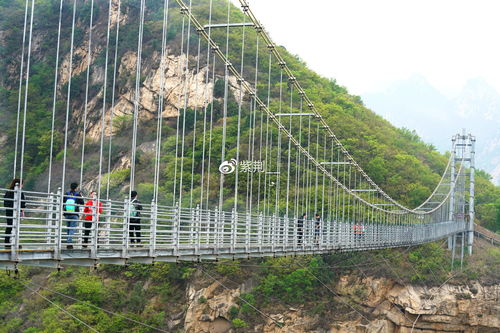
[237, 0, 451, 215]
[13, 0, 29, 179]
[172, 12, 186, 205]
[232, 14, 247, 212]
[274, 69, 283, 216]
[19, 0, 35, 183]
[129, 0, 146, 195]
[178, 0, 193, 207]
[284, 85, 293, 217]
[199, 0, 213, 210]
[189, 36, 202, 208]
[79, 0, 95, 186]
[47, 0, 64, 193]
[24, 280, 171, 332]
[204, 54, 216, 209]
[261, 51, 272, 215]
[153, 0, 170, 204]
[106, 0, 122, 200]
[247, 33, 259, 213]
[97, 0, 114, 204]
[217, 0, 231, 211]
[23, 283, 100, 333]
[176, 1, 453, 221]
[60, 0, 78, 194]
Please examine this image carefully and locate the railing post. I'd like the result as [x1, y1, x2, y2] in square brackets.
[258, 212, 263, 252]
[214, 207, 220, 252]
[45, 192, 55, 246]
[122, 198, 129, 258]
[246, 211, 251, 253]
[150, 200, 157, 257]
[231, 208, 236, 253]
[194, 204, 200, 255]
[174, 202, 180, 257]
[55, 187, 62, 260]
[190, 206, 195, 246]
[10, 184, 21, 261]
[104, 200, 111, 246]
[90, 197, 98, 258]
[270, 214, 277, 253]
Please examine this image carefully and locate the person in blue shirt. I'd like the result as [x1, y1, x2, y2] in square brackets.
[63, 182, 84, 249]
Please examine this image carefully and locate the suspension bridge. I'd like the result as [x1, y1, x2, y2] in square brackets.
[1, 0, 476, 270]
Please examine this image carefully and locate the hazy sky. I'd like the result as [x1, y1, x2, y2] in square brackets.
[236, 0, 500, 97]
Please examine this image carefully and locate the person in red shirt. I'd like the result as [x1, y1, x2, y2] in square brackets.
[82, 191, 102, 248]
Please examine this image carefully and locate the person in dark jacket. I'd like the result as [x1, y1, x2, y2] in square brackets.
[314, 213, 321, 245]
[3, 178, 26, 248]
[128, 191, 143, 245]
[297, 213, 306, 245]
[63, 182, 84, 249]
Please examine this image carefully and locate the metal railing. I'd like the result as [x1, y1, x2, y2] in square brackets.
[0, 187, 467, 267]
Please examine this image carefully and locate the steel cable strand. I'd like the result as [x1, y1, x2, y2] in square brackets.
[178, 0, 194, 207]
[105, 0, 122, 200]
[79, 0, 95, 186]
[22, 280, 171, 332]
[153, 0, 170, 204]
[176, 1, 432, 217]
[232, 11, 248, 212]
[198, 0, 213, 210]
[204, 54, 216, 209]
[236, 0, 457, 216]
[19, 0, 36, 183]
[47, 0, 64, 192]
[21, 281, 100, 332]
[248, 33, 261, 214]
[198, 261, 328, 330]
[198, 265, 284, 328]
[217, 0, 232, 211]
[172, 11, 186, 205]
[274, 69, 284, 217]
[13, 0, 30, 178]
[189, 36, 202, 208]
[413, 152, 454, 210]
[129, 0, 146, 195]
[57, 0, 78, 256]
[96, 0, 114, 227]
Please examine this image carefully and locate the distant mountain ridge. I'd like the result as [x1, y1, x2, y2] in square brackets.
[362, 75, 500, 185]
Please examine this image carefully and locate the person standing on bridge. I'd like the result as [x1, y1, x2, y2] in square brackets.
[63, 182, 84, 249]
[297, 213, 306, 245]
[314, 213, 321, 245]
[3, 178, 26, 249]
[128, 191, 143, 246]
[82, 190, 102, 248]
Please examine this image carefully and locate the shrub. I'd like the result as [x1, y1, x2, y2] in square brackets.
[228, 305, 239, 319]
[232, 318, 248, 329]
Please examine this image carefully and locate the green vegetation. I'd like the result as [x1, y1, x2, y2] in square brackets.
[0, 263, 193, 333]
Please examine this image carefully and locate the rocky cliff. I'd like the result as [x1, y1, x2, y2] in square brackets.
[181, 275, 499, 333]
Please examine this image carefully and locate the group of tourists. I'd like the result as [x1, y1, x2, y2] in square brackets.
[296, 213, 322, 245]
[2, 178, 143, 249]
[296, 213, 367, 246]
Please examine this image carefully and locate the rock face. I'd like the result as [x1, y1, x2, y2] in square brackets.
[182, 275, 500, 333]
[184, 281, 238, 333]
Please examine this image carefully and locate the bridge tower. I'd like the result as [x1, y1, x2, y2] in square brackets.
[449, 130, 476, 260]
